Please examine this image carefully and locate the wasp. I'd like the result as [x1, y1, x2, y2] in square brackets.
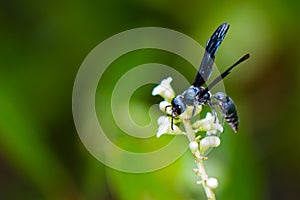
[169, 23, 249, 132]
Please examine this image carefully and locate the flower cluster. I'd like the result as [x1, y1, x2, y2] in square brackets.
[152, 77, 225, 199]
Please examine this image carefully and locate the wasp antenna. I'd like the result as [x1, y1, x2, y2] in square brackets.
[201, 53, 250, 96]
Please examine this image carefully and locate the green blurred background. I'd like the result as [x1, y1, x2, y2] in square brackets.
[0, 0, 299, 199]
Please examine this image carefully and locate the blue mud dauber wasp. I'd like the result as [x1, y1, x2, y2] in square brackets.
[168, 23, 250, 132]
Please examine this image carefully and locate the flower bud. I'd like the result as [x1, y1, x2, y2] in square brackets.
[189, 141, 199, 153]
[207, 177, 218, 189]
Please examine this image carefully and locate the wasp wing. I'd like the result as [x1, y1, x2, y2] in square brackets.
[193, 23, 230, 87]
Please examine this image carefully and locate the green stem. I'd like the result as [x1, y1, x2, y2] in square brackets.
[182, 119, 216, 200]
[182, 119, 195, 141]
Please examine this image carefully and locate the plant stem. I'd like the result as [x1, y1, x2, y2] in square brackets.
[182, 119, 216, 200]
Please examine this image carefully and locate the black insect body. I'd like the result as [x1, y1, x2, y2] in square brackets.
[212, 92, 239, 132]
[169, 23, 249, 133]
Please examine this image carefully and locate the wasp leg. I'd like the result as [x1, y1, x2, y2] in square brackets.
[164, 105, 175, 130]
[171, 115, 174, 130]
[165, 105, 171, 113]
[166, 113, 180, 131]
[190, 105, 196, 120]
[208, 100, 220, 123]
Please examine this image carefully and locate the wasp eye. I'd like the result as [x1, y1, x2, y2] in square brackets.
[173, 106, 182, 115]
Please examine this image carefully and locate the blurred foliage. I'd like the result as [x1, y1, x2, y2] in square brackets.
[0, 0, 299, 200]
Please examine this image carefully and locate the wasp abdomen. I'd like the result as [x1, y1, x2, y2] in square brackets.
[213, 92, 239, 133]
[224, 109, 239, 133]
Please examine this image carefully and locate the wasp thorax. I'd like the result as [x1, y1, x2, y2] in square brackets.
[182, 86, 201, 106]
[196, 87, 210, 104]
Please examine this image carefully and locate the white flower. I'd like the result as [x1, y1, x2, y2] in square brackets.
[192, 113, 223, 135]
[156, 116, 183, 137]
[152, 77, 175, 101]
[159, 101, 172, 115]
[199, 136, 221, 156]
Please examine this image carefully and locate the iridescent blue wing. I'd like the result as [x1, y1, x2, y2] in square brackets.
[193, 23, 230, 87]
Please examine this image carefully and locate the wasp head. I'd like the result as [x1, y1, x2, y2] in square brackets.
[171, 96, 186, 117]
[166, 96, 186, 130]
